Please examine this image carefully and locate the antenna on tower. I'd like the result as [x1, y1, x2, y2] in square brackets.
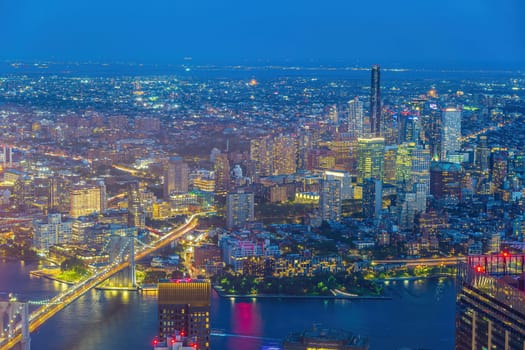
[226, 139, 230, 152]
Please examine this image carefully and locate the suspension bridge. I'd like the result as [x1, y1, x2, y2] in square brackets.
[0, 213, 203, 350]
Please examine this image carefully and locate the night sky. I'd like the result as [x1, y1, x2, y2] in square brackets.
[1, 0, 524, 68]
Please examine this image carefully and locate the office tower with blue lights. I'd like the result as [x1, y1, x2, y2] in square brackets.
[440, 107, 461, 161]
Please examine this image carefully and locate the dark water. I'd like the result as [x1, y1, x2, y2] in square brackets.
[0, 261, 456, 349]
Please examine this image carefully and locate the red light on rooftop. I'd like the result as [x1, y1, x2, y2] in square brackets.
[152, 338, 159, 346]
[475, 265, 485, 273]
[502, 250, 510, 258]
[170, 338, 176, 345]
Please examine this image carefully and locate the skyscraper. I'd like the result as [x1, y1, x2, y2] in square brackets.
[475, 135, 490, 173]
[164, 157, 189, 199]
[33, 213, 73, 253]
[411, 146, 431, 195]
[272, 135, 297, 175]
[357, 137, 385, 184]
[429, 161, 462, 201]
[348, 97, 364, 138]
[69, 183, 105, 218]
[440, 107, 461, 161]
[157, 279, 211, 350]
[127, 182, 145, 229]
[370, 65, 381, 137]
[226, 189, 254, 229]
[362, 178, 382, 219]
[319, 178, 342, 222]
[214, 153, 230, 192]
[456, 254, 525, 350]
[250, 134, 297, 176]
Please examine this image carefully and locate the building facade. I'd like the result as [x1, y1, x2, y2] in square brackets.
[226, 190, 254, 229]
[441, 107, 461, 161]
[456, 256, 525, 350]
[33, 213, 73, 253]
[357, 137, 385, 184]
[157, 279, 211, 350]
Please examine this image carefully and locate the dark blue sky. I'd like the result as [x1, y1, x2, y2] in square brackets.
[1, 0, 524, 68]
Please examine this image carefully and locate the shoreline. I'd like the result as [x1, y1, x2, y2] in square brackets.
[29, 270, 75, 285]
[30, 269, 138, 291]
[213, 287, 391, 300]
[375, 273, 455, 282]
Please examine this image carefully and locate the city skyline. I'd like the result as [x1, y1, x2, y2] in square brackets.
[0, 1, 524, 348]
[1, 0, 524, 68]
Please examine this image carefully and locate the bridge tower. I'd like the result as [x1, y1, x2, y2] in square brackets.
[102, 234, 137, 289]
[130, 235, 136, 288]
[20, 302, 30, 350]
[0, 301, 30, 350]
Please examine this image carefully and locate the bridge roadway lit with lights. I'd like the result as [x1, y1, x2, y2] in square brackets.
[372, 256, 466, 267]
[0, 213, 203, 350]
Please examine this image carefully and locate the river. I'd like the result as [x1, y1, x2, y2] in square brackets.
[0, 261, 456, 349]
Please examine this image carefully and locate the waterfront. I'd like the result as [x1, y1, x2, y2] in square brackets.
[0, 261, 456, 349]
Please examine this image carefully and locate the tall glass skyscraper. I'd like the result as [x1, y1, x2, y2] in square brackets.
[348, 97, 364, 138]
[357, 137, 385, 184]
[440, 107, 461, 161]
[370, 65, 381, 137]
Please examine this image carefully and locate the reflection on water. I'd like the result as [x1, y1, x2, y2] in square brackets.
[1, 261, 456, 350]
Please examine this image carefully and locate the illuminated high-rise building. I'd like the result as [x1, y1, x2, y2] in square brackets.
[490, 150, 508, 194]
[319, 178, 342, 222]
[411, 146, 431, 195]
[383, 145, 398, 185]
[226, 190, 254, 229]
[399, 114, 419, 143]
[440, 107, 461, 160]
[395, 142, 416, 190]
[348, 97, 364, 138]
[272, 135, 297, 175]
[33, 213, 73, 253]
[357, 138, 385, 184]
[97, 180, 107, 213]
[214, 153, 230, 192]
[475, 135, 490, 173]
[47, 176, 71, 213]
[370, 65, 381, 137]
[430, 161, 462, 201]
[324, 170, 352, 200]
[251, 135, 297, 176]
[327, 104, 338, 124]
[69, 184, 105, 218]
[13, 175, 35, 210]
[164, 157, 189, 199]
[456, 254, 525, 350]
[157, 279, 211, 350]
[48, 177, 60, 212]
[127, 182, 145, 229]
[362, 178, 382, 219]
[250, 136, 272, 177]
